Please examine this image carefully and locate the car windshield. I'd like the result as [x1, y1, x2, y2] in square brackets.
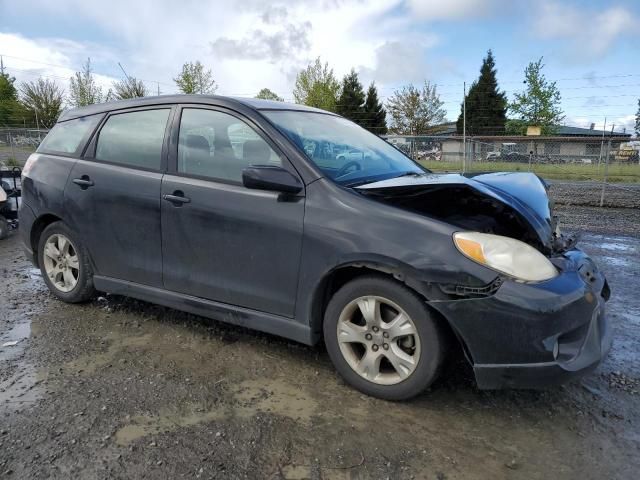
[262, 110, 428, 186]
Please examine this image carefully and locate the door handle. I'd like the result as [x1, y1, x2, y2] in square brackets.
[72, 176, 94, 189]
[163, 192, 191, 205]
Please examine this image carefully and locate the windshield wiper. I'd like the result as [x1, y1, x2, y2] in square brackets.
[343, 171, 425, 188]
[389, 171, 425, 180]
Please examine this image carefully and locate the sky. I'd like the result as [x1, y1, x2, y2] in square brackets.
[1, 0, 639, 133]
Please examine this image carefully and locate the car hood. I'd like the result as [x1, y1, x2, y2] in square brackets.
[356, 172, 560, 252]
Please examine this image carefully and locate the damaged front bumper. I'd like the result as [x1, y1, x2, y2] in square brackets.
[430, 248, 612, 389]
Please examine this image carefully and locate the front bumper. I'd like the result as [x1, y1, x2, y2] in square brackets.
[431, 248, 612, 389]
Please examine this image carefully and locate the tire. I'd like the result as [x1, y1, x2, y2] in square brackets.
[38, 221, 95, 303]
[0, 216, 9, 240]
[323, 275, 445, 401]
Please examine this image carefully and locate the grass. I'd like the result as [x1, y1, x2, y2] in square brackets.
[419, 160, 640, 183]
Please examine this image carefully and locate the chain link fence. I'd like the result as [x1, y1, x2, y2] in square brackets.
[0, 128, 47, 167]
[2, 128, 638, 208]
[385, 135, 640, 208]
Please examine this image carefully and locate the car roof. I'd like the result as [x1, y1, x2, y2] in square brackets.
[58, 94, 331, 122]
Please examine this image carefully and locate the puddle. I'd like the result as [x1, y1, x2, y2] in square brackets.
[63, 333, 154, 375]
[115, 405, 225, 445]
[114, 377, 318, 445]
[601, 256, 632, 268]
[0, 318, 42, 412]
[599, 242, 635, 252]
[0, 366, 41, 412]
[233, 377, 318, 425]
[0, 319, 31, 361]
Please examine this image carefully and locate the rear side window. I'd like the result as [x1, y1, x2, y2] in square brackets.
[96, 109, 170, 170]
[38, 115, 101, 155]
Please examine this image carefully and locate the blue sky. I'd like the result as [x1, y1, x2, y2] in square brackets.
[1, 0, 638, 132]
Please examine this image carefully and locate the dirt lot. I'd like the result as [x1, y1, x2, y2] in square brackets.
[1, 205, 639, 479]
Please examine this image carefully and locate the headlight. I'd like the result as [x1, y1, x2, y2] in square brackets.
[453, 232, 558, 282]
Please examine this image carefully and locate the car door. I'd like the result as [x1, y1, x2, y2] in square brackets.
[65, 107, 173, 287]
[161, 106, 304, 317]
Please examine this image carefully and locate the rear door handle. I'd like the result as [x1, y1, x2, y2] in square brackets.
[72, 176, 94, 189]
[162, 192, 191, 205]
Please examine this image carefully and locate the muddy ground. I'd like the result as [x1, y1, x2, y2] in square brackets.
[1, 205, 639, 479]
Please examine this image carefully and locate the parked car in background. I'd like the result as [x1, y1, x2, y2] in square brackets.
[20, 95, 612, 400]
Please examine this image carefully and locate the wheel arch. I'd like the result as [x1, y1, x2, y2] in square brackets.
[30, 213, 63, 264]
[308, 259, 466, 357]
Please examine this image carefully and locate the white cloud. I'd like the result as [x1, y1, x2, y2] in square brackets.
[405, 0, 500, 20]
[0, 33, 117, 99]
[533, 2, 637, 58]
[2, 0, 418, 101]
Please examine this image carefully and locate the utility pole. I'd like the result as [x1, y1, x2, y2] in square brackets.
[600, 136, 612, 207]
[462, 81, 466, 174]
[598, 117, 606, 168]
[0, 55, 4, 75]
[157, 82, 161, 96]
[118, 62, 130, 80]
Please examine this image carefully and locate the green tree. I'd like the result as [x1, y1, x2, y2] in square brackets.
[456, 50, 507, 135]
[292, 57, 340, 112]
[19, 78, 64, 128]
[336, 69, 365, 124]
[109, 76, 148, 100]
[69, 58, 103, 107]
[508, 57, 564, 135]
[635, 98, 639, 137]
[386, 81, 446, 135]
[255, 88, 283, 101]
[0, 73, 26, 126]
[174, 61, 217, 94]
[363, 82, 387, 134]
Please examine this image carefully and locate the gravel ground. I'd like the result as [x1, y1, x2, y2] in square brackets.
[549, 181, 640, 209]
[1, 206, 639, 479]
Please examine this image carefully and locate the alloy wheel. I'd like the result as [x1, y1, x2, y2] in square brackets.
[336, 295, 421, 385]
[43, 233, 80, 293]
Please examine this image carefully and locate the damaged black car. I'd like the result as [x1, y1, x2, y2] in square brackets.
[20, 96, 611, 400]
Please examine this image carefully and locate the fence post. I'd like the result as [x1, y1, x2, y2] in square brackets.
[599, 138, 611, 207]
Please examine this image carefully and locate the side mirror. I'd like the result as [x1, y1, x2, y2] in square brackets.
[242, 165, 303, 194]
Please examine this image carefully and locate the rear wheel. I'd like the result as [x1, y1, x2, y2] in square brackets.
[38, 222, 95, 303]
[323, 275, 445, 400]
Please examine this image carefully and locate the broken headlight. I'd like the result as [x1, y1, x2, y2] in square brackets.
[453, 232, 558, 282]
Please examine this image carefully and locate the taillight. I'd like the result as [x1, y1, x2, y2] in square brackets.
[22, 154, 38, 178]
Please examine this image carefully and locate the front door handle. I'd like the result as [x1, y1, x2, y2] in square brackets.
[163, 191, 191, 205]
[72, 176, 94, 189]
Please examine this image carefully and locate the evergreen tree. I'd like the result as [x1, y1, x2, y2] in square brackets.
[363, 82, 387, 134]
[0, 73, 26, 126]
[456, 50, 507, 135]
[336, 69, 365, 125]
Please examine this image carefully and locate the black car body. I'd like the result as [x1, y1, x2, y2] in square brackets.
[19, 95, 611, 399]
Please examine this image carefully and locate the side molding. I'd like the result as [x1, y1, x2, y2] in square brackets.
[93, 276, 314, 345]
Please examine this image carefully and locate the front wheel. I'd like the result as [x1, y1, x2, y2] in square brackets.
[323, 276, 445, 400]
[38, 221, 95, 303]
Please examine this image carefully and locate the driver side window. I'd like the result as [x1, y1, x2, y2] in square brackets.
[178, 109, 282, 182]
